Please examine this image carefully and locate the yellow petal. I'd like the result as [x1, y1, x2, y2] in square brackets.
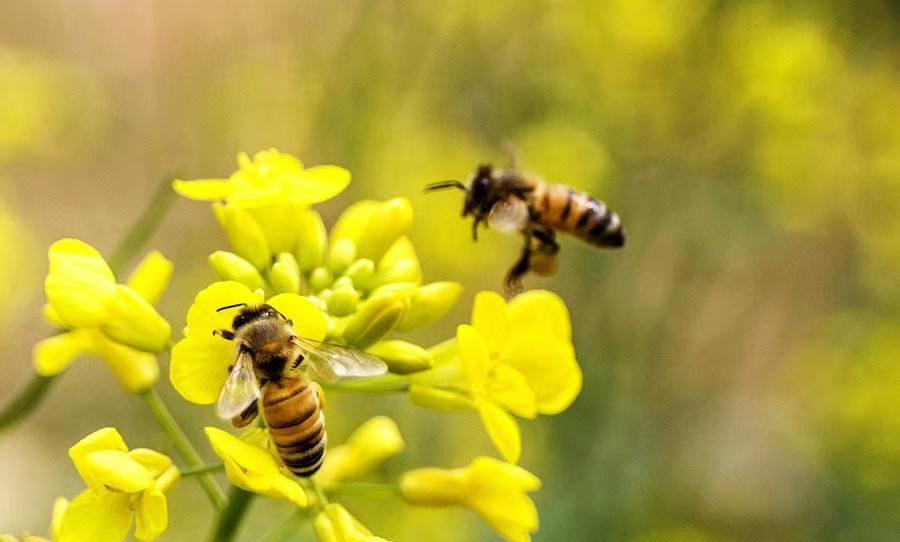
[267, 294, 328, 342]
[69, 428, 129, 487]
[247, 204, 299, 255]
[171, 178, 233, 201]
[56, 490, 132, 542]
[184, 281, 262, 336]
[472, 291, 509, 354]
[80, 450, 154, 492]
[316, 416, 405, 484]
[287, 165, 351, 205]
[506, 290, 570, 342]
[501, 340, 581, 415]
[91, 331, 160, 393]
[134, 489, 167, 542]
[457, 325, 489, 391]
[50, 496, 69, 539]
[266, 475, 309, 507]
[32, 330, 90, 376]
[128, 449, 174, 480]
[294, 209, 328, 272]
[45, 239, 117, 327]
[215, 203, 272, 269]
[205, 427, 279, 476]
[125, 251, 173, 306]
[100, 285, 171, 353]
[486, 364, 538, 419]
[477, 401, 522, 464]
[170, 335, 233, 404]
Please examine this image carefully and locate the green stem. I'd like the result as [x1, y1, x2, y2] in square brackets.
[181, 463, 225, 477]
[322, 374, 410, 394]
[142, 389, 226, 509]
[208, 487, 254, 542]
[0, 375, 55, 435]
[310, 477, 330, 507]
[108, 176, 177, 276]
[0, 176, 176, 434]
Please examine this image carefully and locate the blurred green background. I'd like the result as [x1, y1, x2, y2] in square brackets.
[1, 1, 898, 541]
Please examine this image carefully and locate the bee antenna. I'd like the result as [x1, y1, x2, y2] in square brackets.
[425, 180, 467, 193]
[216, 302, 247, 312]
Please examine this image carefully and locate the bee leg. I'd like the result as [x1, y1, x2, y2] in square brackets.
[472, 216, 482, 241]
[290, 354, 304, 370]
[310, 381, 327, 409]
[230, 401, 259, 428]
[505, 235, 532, 294]
[532, 228, 560, 254]
[213, 329, 235, 341]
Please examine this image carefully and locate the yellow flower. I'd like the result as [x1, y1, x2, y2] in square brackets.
[33, 240, 172, 393]
[205, 427, 307, 506]
[314, 503, 392, 542]
[169, 281, 327, 405]
[400, 456, 541, 542]
[316, 416, 405, 485]
[56, 428, 179, 542]
[172, 149, 351, 209]
[410, 290, 582, 463]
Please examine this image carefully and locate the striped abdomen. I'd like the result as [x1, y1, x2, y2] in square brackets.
[530, 182, 625, 247]
[262, 376, 326, 477]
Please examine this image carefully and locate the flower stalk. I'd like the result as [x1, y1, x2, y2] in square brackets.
[207, 487, 254, 542]
[0, 375, 55, 435]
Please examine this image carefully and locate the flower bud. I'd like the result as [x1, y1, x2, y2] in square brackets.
[332, 276, 354, 290]
[309, 266, 333, 292]
[331, 198, 413, 260]
[366, 340, 433, 374]
[295, 209, 328, 272]
[395, 282, 463, 332]
[314, 503, 388, 542]
[342, 296, 408, 349]
[408, 384, 474, 412]
[214, 203, 272, 269]
[269, 253, 301, 294]
[327, 238, 357, 275]
[208, 251, 265, 290]
[343, 258, 375, 291]
[100, 285, 171, 353]
[372, 237, 422, 286]
[125, 250, 173, 306]
[327, 283, 360, 317]
[316, 416, 405, 484]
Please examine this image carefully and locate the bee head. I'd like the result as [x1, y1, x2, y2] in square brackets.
[217, 303, 283, 332]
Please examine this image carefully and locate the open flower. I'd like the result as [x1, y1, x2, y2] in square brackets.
[33, 240, 172, 393]
[205, 427, 308, 506]
[314, 503, 392, 542]
[169, 281, 327, 405]
[401, 456, 541, 542]
[315, 416, 405, 485]
[56, 428, 179, 542]
[410, 290, 582, 463]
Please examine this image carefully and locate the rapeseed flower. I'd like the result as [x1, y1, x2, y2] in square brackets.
[33, 240, 172, 393]
[314, 503, 391, 542]
[410, 290, 582, 463]
[316, 416, 405, 485]
[56, 428, 178, 542]
[169, 281, 327, 405]
[205, 427, 308, 506]
[401, 456, 541, 542]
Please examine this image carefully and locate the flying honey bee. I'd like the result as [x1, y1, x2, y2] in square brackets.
[426, 163, 625, 291]
[213, 303, 387, 477]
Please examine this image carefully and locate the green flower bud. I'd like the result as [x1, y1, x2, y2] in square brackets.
[247, 203, 297, 255]
[208, 251, 265, 290]
[309, 266, 333, 292]
[369, 282, 417, 303]
[373, 237, 422, 286]
[409, 384, 474, 412]
[214, 203, 272, 269]
[332, 276, 354, 291]
[343, 258, 375, 291]
[342, 296, 408, 349]
[328, 284, 360, 317]
[330, 198, 413, 260]
[317, 288, 334, 304]
[100, 285, 171, 353]
[328, 238, 357, 275]
[367, 340, 433, 374]
[295, 209, 328, 272]
[269, 252, 301, 294]
[395, 282, 463, 332]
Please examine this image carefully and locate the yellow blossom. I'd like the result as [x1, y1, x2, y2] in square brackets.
[316, 416, 405, 485]
[172, 149, 351, 209]
[33, 241, 172, 393]
[56, 428, 179, 542]
[314, 503, 392, 542]
[410, 290, 582, 463]
[169, 281, 327, 405]
[401, 456, 541, 542]
[205, 427, 308, 507]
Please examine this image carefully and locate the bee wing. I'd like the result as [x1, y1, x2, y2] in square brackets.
[291, 336, 388, 383]
[216, 350, 261, 420]
[488, 197, 529, 232]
